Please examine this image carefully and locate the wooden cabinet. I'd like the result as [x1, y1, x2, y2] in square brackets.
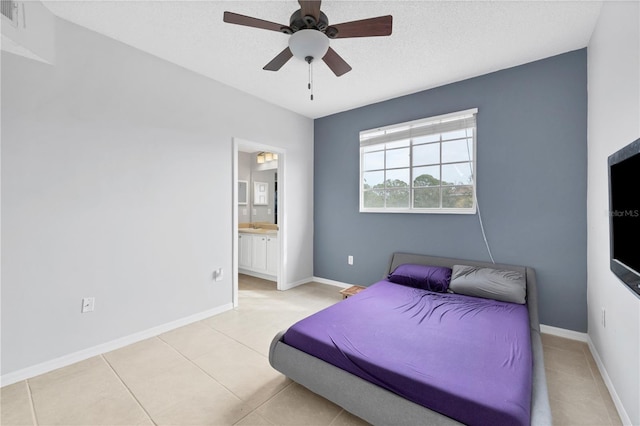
[238, 232, 278, 280]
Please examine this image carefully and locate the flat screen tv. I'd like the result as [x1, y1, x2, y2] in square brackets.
[608, 137, 640, 297]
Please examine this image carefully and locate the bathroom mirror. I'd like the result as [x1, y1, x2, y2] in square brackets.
[237, 151, 278, 224]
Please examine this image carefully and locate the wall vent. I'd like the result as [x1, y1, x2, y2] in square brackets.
[1, 0, 17, 25]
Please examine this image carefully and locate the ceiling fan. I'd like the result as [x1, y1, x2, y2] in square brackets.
[223, 0, 393, 77]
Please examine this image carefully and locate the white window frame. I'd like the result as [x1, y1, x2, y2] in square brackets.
[1, 1, 18, 27]
[359, 108, 478, 214]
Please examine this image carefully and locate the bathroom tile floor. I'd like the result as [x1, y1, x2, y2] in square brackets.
[1, 275, 622, 425]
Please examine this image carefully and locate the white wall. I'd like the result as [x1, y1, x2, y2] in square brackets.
[1, 16, 313, 377]
[1, 1, 55, 64]
[587, 2, 640, 424]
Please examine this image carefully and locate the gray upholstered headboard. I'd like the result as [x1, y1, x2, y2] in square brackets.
[386, 252, 540, 332]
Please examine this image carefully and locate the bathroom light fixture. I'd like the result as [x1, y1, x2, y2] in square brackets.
[256, 151, 278, 164]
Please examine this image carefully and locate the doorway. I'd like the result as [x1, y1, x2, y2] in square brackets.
[232, 138, 285, 307]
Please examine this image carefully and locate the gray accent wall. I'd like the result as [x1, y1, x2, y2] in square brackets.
[314, 49, 587, 332]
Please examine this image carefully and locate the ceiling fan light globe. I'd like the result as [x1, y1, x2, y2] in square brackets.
[288, 29, 329, 61]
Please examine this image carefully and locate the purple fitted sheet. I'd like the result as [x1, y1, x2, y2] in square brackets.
[283, 280, 532, 426]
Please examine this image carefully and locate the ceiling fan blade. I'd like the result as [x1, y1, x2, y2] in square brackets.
[263, 47, 294, 71]
[322, 47, 352, 77]
[330, 15, 393, 38]
[223, 11, 287, 33]
[298, 0, 322, 21]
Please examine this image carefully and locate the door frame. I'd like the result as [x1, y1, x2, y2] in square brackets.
[232, 137, 286, 307]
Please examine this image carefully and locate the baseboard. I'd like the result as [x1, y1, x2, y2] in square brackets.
[586, 337, 633, 426]
[0, 303, 233, 387]
[238, 268, 277, 282]
[540, 325, 631, 424]
[280, 276, 351, 291]
[281, 276, 315, 290]
[540, 324, 588, 342]
[312, 276, 352, 289]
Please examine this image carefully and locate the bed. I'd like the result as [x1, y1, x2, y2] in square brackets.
[269, 253, 552, 425]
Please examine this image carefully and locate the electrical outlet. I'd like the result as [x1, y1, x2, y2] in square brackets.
[348, 255, 354, 265]
[601, 308, 606, 328]
[81, 297, 95, 313]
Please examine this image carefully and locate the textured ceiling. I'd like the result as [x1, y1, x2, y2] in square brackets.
[43, 0, 602, 118]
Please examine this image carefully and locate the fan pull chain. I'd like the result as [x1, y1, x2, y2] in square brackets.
[306, 56, 314, 101]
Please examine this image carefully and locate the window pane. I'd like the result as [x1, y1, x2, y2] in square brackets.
[360, 110, 476, 213]
[363, 151, 384, 171]
[442, 129, 470, 141]
[414, 187, 440, 208]
[386, 188, 410, 208]
[413, 134, 439, 144]
[386, 168, 410, 187]
[362, 144, 383, 153]
[413, 166, 440, 187]
[442, 138, 473, 163]
[442, 185, 474, 208]
[386, 139, 410, 150]
[363, 171, 384, 189]
[386, 148, 410, 169]
[441, 163, 473, 186]
[413, 143, 440, 166]
[363, 190, 385, 208]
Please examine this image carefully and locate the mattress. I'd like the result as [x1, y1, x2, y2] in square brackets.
[283, 280, 532, 426]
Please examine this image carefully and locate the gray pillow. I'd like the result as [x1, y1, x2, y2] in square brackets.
[449, 265, 526, 304]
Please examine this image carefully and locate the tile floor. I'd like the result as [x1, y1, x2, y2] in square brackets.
[1, 275, 623, 425]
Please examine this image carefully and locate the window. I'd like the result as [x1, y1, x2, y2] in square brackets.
[1, 1, 18, 26]
[360, 108, 477, 214]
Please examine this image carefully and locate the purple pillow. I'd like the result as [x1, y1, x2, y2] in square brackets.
[387, 264, 452, 292]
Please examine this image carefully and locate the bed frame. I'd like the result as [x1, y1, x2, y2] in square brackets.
[269, 252, 552, 425]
